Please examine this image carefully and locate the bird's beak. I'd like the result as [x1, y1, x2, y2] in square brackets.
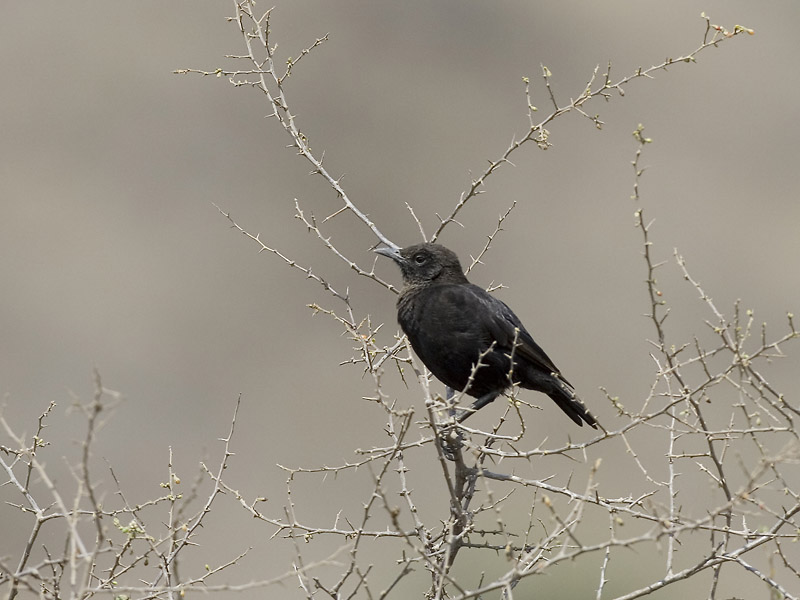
[374, 245, 405, 265]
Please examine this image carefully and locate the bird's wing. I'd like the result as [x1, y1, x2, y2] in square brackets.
[465, 284, 570, 386]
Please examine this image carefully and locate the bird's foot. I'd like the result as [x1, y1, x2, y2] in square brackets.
[438, 426, 464, 461]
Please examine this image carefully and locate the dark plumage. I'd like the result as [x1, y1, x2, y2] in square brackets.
[376, 242, 596, 428]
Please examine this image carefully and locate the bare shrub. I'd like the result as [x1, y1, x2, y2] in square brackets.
[4, 4, 797, 600]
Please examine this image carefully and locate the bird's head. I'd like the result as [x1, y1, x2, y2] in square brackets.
[375, 242, 468, 286]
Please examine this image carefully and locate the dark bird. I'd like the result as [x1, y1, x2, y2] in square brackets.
[376, 242, 596, 429]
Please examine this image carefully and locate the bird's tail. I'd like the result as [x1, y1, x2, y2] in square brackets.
[548, 378, 597, 429]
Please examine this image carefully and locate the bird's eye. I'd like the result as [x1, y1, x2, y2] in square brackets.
[414, 254, 427, 264]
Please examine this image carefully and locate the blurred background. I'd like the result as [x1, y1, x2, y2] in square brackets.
[1, 1, 798, 598]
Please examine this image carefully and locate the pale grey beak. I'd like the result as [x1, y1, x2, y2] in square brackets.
[374, 245, 405, 265]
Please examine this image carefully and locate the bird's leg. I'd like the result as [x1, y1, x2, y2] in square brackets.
[457, 391, 500, 422]
[440, 390, 501, 459]
[440, 390, 500, 460]
[445, 386, 456, 416]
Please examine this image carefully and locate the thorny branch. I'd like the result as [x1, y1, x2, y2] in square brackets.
[6, 6, 797, 600]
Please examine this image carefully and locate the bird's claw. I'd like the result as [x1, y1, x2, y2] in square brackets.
[438, 427, 464, 461]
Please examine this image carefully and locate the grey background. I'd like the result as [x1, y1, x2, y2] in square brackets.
[2, 1, 798, 598]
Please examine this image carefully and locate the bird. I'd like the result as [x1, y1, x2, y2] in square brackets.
[375, 242, 596, 429]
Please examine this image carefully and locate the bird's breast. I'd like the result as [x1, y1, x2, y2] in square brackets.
[396, 284, 508, 394]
